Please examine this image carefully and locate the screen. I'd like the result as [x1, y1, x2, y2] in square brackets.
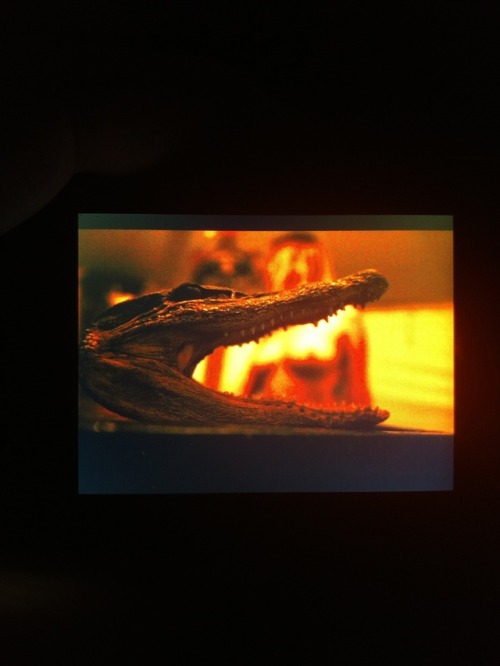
[78, 215, 453, 494]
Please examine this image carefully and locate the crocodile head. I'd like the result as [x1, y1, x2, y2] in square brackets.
[79, 269, 390, 429]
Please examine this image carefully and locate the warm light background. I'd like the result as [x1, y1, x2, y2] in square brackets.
[79, 229, 454, 432]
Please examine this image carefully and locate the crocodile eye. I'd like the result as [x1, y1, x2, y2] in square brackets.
[167, 283, 205, 302]
[97, 293, 164, 330]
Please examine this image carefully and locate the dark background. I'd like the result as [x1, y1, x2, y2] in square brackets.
[1, 2, 498, 661]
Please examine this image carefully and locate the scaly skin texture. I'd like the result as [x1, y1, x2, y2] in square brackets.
[79, 269, 390, 428]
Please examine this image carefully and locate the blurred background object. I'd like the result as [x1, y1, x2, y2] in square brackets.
[190, 230, 264, 293]
[239, 231, 372, 408]
[78, 226, 453, 306]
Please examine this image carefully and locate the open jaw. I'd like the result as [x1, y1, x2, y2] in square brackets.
[79, 269, 390, 429]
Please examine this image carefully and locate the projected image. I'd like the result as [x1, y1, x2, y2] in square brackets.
[78, 217, 454, 493]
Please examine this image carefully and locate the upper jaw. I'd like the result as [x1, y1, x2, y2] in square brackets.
[152, 271, 389, 379]
[97, 270, 389, 382]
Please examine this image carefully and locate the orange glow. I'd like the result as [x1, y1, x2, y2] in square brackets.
[194, 303, 454, 432]
[107, 291, 136, 307]
[192, 231, 454, 433]
[364, 304, 454, 433]
[79, 227, 454, 433]
[194, 231, 372, 409]
[195, 306, 367, 401]
[238, 232, 371, 407]
[266, 240, 333, 288]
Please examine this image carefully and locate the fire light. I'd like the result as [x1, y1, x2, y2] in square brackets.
[107, 290, 136, 307]
[194, 231, 372, 409]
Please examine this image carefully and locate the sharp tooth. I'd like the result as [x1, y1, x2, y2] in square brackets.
[251, 326, 256, 335]
[224, 331, 229, 337]
[260, 323, 265, 331]
[270, 318, 275, 327]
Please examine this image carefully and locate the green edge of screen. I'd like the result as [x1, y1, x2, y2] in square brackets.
[78, 214, 453, 231]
